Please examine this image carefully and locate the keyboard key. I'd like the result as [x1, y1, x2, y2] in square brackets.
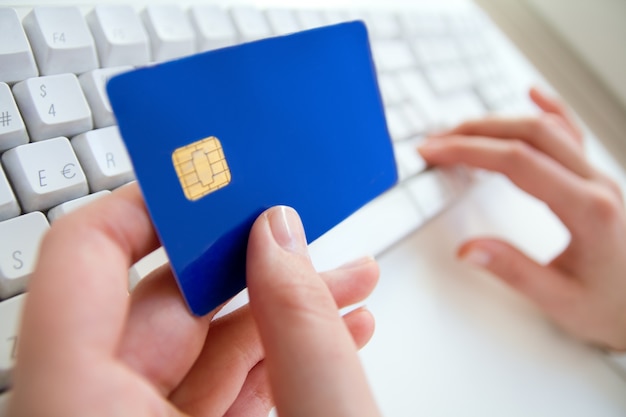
[397, 70, 445, 129]
[447, 11, 482, 35]
[0, 293, 25, 390]
[457, 36, 490, 58]
[87, 5, 150, 67]
[323, 10, 350, 26]
[189, 5, 238, 52]
[377, 74, 405, 106]
[0, 8, 38, 83]
[400, 11, 447, 37]
[440, 165, 474, 193]
[22, 7, 99, 75]
[393, 139, 428, 180]
[467, 58, 501, 82]
[79, 66, 133, 128]
[385, 106, 412, 142]
[0, 83, 28, 152]
[47, 190, 110, 223]
[371, 40, 416, 72]
[72, 126, 135, 192]
[294, 10, 327, 30]
[413, 39, 461, 65]
[142, 5, 196, 62]
[424, 62, 473, 95]
[405, 168, 454, 218]
[476, 78, 515, 111]
[12, 73, 92, 142]
[265, 9, 300, 35]
[129, 246, 168, 292]
[230, 7, 273, 41]
[364, 11, 401, 39]
[0, 166, 20, 222]
[438, 92, 485, 126]
[0, 213, 49, 299]
[2, 137, 88, 213]
[398, 101, 428, 136]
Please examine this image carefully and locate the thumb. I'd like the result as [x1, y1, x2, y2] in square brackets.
[458, 238, 582, 323]
[246, 206, 380, 417]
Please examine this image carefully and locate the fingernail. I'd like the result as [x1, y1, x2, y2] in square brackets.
[268, 206, 308, 255]
[417, 140, 443, 156]
[418, 139, 439, 149]
[530, 85, 545, 96]
[460, 247, 491, 268]
[428, 128, 452, 138]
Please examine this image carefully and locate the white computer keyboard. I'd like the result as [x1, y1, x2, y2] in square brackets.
[0, 0, 544, 407]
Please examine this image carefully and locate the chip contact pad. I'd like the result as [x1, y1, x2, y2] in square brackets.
[172, 136, 231, 201]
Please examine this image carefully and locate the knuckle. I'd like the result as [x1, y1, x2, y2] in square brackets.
[525, 117, 546, 137]
[529, 114, 560, 137]
[543, 113, 563, 128]
[583, 186, 622, 221]
[600, 174, 624, 200]
[501, 140, 537, 169]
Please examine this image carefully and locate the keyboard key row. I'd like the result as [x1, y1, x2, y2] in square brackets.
[1, 64, 131, 144]
[1, 5, 492, 83]
[1, 5, 281, 81]
[2, 67, 492, 155]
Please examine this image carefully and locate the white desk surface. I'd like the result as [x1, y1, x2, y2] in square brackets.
[357, 138, 626, 416]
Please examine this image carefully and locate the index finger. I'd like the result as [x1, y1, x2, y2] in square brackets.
[17, 183, 160, 368]
[418, 136, 598, 238]
[440, 115, 592, 179]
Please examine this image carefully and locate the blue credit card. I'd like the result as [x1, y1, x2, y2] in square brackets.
[107, 21, 397, 316]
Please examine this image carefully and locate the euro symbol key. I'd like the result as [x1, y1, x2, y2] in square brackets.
[61, 163, 76, 179]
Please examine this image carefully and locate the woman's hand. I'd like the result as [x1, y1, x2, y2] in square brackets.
[8, 183, 381, 416]
[418, 87, 626, 351]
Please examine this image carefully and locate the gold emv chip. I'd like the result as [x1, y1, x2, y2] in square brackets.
[172, 136, 232, 201]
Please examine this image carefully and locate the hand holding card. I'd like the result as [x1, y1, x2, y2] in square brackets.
[107, 21, 396, 316]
